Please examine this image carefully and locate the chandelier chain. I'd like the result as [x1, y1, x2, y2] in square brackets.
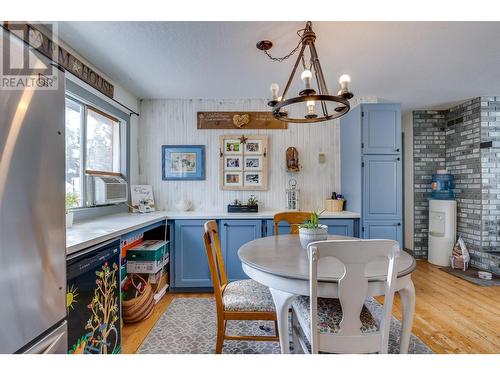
[263, 28, 306, 63]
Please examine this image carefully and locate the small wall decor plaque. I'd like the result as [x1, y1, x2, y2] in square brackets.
[198, 112, 287, 130]
[286, 146, 300, 172]
[162, 145, 205, 180]
[219, 135, 268, 190]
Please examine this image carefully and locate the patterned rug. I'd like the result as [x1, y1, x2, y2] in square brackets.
[138, 297, 432, 354]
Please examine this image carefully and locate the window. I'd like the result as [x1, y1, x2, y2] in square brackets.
[65, 96, 123, 208]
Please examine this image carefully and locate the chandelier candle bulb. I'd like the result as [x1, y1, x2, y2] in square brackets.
[301, 70, 312, 88]
[268, 83, 280, 106]
[270, 83, 280, 99]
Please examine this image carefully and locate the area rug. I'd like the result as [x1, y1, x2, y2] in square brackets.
[138, 297, 432, 354]
[440, 267, 500, 287]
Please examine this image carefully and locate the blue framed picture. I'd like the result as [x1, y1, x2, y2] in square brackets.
[162, 145, 206, 180]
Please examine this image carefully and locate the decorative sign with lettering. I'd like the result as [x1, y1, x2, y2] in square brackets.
[3, 22, 115, 98]
[197, 112, 287, 130]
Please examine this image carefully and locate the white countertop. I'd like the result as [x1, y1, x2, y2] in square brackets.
[66, 209, 360, 255]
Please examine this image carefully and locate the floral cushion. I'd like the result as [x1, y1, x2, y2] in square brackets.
[292, 296, 379, 338]
[223, 280, 275, 312]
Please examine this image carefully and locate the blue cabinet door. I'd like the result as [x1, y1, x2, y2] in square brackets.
[220, 220, 263, 281]
[265, 219, 356, 237]
[363, 220, 402, 247]
[363, 154, 402, 221]
[320, 219, 354, 237]
[362, 104, 401, 154]
[265, 220, 293, 236]
[174, 220, 212, 288]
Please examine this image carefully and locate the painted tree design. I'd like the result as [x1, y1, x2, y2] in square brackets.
[85, 261, 119, 354]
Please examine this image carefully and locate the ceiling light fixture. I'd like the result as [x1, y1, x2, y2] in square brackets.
[257, 21, 354, 123]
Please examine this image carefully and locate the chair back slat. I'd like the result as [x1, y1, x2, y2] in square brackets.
[273, 211, 312, 235]
[203, 221, 227, 309]
[307, 239, 400, 353]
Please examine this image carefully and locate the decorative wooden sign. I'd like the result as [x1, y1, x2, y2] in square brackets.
[219, 135, 269, 191]
[198, 112, 287, 130]
[3, 22, 115, 98]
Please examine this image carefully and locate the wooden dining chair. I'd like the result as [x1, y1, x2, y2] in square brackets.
[203, 220, 279, 353]
[291, 239, 400, 354]
[273, 211, 312, 235]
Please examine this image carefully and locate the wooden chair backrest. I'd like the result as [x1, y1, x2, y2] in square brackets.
[273, 211, 312, 235]
[307, 239, 400, 354]
[203, 220, 227, 311]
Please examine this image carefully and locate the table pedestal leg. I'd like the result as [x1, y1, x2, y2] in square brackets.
[398, 279, 416, 354]
[269, 288, 296, 354]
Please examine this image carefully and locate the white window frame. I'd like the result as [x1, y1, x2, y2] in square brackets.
[65, 93, 127, 209]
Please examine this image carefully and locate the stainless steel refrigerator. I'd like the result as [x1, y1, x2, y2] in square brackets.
[0, 27, 67, 353]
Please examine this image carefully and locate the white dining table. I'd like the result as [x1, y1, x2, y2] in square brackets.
[238, 234, 417, 354]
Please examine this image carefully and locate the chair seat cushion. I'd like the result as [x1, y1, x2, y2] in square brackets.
[222, 280, 275, 312]
[292, 296, 379, 337]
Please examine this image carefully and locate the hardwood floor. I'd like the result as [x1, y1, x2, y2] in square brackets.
[121, 261, 500, 354]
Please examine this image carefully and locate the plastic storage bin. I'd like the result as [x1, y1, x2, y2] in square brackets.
[431, 170, 454, 200]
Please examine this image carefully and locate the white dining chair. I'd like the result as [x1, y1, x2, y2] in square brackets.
[291, 239, 400, 354]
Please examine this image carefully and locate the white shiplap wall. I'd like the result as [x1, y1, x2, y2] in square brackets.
[137, 98, 374, 212]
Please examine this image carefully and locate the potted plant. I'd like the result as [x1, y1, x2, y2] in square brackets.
[65, 192, 79, 228]
[298, 210, 327, 249]
[247, 195, 258, 209]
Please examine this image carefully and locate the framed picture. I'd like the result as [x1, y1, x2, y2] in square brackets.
[244, 172, 262, 187]
[245, 140, 262, 155]
[223, 139, 242, 155]
[224, 172, 243, 186]
[244, 156, 262, 171]
[162, 145, 205, 180]
[219, 135, 268, 191]
[224, 156, 242, 171]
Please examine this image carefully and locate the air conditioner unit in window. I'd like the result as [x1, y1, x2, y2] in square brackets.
[90, 174, 128, 205]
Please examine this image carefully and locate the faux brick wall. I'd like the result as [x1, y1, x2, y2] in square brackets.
[412, 111, 446, 258]
[446, 99, 482, 260]
[412, 97, 500, 275]
[480, 97, 500, 274]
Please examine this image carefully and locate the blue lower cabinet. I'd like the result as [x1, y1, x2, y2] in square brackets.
[220, 220, 263, 281]
[321, 219, 355, 237]
[363, 220, 403, 246]
[174, 220, 212, 288]
[265, 220, 292, 236]
[265, 219, 356, 237]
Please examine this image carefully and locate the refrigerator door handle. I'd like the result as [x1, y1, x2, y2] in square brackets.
[23, 321, 68, 354]
[40, 331, 66, 354]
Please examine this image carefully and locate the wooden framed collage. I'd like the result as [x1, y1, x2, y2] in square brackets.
[219, 135, 268, 191]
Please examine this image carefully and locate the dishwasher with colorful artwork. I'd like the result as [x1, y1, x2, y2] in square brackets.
[66, 239, 122, 354]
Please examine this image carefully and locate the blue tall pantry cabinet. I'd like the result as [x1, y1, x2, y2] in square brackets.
[340, 103, 403, 247]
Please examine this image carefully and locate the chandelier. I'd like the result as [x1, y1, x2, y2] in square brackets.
[257, 21, 353, 123]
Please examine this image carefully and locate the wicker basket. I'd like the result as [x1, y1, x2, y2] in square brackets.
[326, 199, 345, 212]
[122, 275, 154, 324]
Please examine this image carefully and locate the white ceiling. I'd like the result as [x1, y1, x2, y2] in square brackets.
[58, 21, 500, 112]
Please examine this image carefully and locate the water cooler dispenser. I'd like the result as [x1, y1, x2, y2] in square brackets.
[428, 171, 457, 266]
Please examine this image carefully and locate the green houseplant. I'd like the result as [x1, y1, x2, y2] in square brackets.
[65, 191, 79, 228]
[298, 210, 328, 249]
